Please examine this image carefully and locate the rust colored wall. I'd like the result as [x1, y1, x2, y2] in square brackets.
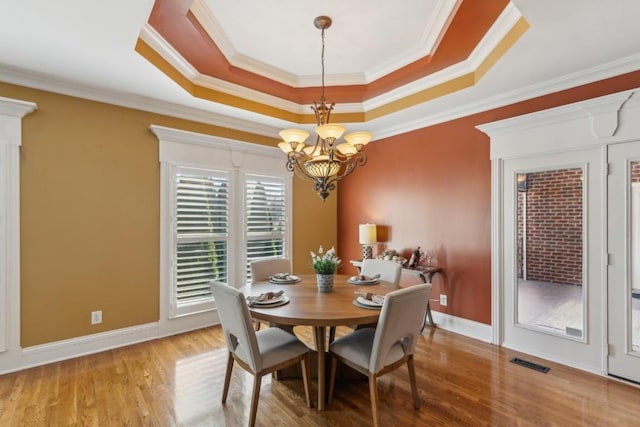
[338, 116, 492, 323]
[338, 70, 640, 325]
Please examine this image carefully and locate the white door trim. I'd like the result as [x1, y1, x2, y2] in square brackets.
[478, 87, 640, 375]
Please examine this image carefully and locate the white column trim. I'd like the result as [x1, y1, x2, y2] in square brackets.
[0, 96, 36, 371]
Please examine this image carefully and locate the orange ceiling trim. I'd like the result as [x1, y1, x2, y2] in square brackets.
[135, 38, 195, 96]
[366, 73, 476, 121]
[136, 38, 303, 122]
[146, 0, 510, 104]
[137, 11, 526, 126]
[363, 0, 510, 100]
[475, 16, 530, 82]
[366, 15, 528, 121]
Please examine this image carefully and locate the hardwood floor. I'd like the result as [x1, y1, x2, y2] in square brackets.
[0, 326, 638, 426]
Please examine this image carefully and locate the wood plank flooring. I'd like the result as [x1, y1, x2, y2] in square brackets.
[0, 326, 639, 426]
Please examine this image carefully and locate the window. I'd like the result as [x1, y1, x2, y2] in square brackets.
[153, 125, 291, 327]
[244, 175, 286, 281]
[174, 168, 229, 306]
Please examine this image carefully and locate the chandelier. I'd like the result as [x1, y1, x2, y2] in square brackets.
[278, 16, 372, 201]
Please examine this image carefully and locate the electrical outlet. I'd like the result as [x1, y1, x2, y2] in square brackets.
[439, 294, 447, 306]
[91, 310, 102, 325]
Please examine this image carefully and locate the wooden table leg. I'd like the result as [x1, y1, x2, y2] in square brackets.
[313, 326, 327, 410]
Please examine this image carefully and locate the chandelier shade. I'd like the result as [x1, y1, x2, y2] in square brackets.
[277, 16, 372, 201]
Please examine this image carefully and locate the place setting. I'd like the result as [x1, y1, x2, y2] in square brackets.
[268, 272, 302, 284]
[352, 291, 385, 310]
[347, 273, 380, 285]
[247, 290, 290, 308]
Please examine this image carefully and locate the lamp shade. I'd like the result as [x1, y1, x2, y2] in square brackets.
[359, 223, 377, 245]
[316, 124, 346, 141]
[279, 129, 310, 144]
[344, 131, 373, 147]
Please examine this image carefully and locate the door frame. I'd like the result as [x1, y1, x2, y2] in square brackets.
[478, 88, 640, 376]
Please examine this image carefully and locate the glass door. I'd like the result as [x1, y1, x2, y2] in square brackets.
[608, 141, 640, 383]
[502, 148, 604, 368]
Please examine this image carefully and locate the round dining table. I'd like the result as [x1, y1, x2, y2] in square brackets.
[240, 274, 400, 410]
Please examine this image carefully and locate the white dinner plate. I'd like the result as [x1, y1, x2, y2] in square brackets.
[348, 277, 379, 285]
[250, 294, 286, 305]
[356, 296, 383, 307]
[269, 275, 301, 284]
[251, 296, 290, 307]
[352, 298, 382, 310]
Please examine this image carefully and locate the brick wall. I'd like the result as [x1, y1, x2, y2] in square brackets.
[522, 168, 583, 286]
[632, 161, 640, 182]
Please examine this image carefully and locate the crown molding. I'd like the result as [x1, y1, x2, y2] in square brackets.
[363, 2, 524, 112]
[3, 46, 639, 145]
[363, 0, 460, 83]
[190, 0, 459, 87]
[373, 52, 640, 140]
[0, 96, 37, 119]
[0, 64, 281, 139]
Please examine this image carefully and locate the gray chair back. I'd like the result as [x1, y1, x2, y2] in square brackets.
[370, 283, 431, 373]
[249, 258, 292, 282]
[361, 259, 403, 285]
[210, 280, 262, 372]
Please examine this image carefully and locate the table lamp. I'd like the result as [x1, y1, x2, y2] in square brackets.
[359, 223, 377, 260]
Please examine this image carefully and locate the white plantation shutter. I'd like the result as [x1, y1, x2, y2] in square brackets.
[244, 175, 286, 282]
[175, 169, 229, 304]
[154, 125, 291, 326]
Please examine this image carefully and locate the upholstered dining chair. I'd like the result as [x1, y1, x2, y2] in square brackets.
[209, 280, 311, 427]
[328, 283, 431, 427]
[249, 257, 292, 282]
[249, 257, 292, 331]
[361, 258, 403, 285]
[329, 259, 403, 343]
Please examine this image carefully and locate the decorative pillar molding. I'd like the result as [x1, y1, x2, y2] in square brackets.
[0, 96, 36, 372]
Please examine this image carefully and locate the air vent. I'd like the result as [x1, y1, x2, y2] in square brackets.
[510, 357, 549, 373]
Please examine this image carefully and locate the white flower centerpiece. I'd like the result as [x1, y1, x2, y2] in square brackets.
[311, 245, 341, 292]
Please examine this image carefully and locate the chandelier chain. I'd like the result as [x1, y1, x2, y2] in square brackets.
[320, 26, 326, 102]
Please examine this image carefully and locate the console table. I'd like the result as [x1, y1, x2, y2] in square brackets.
[349, 260, 441, 329]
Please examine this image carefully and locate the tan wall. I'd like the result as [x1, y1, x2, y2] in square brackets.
[0, 82, 336, 347]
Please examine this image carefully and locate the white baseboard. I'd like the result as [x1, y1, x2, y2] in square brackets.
[429, 310, 493, 343]
[0, 311, 223, 375]
[13, 323, 160, 374]
[4, 310, 475, 375]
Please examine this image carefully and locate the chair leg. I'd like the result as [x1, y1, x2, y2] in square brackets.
[254, 321, 261, 331]
[328, 326, 336, 343]
[369, 374, 381, 427]
[328, 355, 338, 404]
[407, 356, 420, 409]
[222, 352, 234, 404]
[301, 353, 311, 408]
[248, 374, 262, 427]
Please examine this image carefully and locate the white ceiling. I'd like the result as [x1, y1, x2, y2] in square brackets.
[1, 0, 639, 141]
[195, 0, 457, 86]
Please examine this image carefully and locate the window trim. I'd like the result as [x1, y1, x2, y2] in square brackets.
[151, 125, 292, 334]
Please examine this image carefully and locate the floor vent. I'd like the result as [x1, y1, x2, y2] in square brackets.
[510, 357, 550, 373]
